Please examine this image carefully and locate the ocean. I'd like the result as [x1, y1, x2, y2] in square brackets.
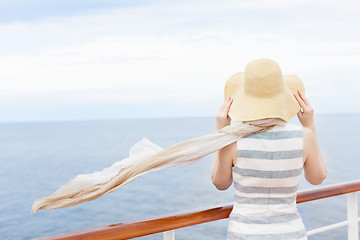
[0, 114, 359, 240]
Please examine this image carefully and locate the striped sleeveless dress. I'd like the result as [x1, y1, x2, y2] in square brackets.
[227, 123, 307, 240]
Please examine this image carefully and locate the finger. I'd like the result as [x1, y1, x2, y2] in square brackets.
[225, 98, 233, 113]
[294, 91, 305, 109]
[221, 98, 233, 116]
[219, 97, 230, 110]
[298, 90, 311, 106]
[297, 111, 302, 119]
[226, 97, 233, 106]
[218, 98, 231, 116]
[223, 96, 232, 108]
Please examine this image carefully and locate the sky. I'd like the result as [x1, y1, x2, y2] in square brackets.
[1, 0, 360, 122]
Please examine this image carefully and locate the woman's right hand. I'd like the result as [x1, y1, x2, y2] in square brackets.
[216, 97, 233, 130]
[294, 90, 315, 132]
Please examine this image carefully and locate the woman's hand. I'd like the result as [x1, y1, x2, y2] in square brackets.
[295, 89, 327, 184]
[213, 96, 236, 190]
[294, 90, 315, 133]
[216, 97, 233, 130]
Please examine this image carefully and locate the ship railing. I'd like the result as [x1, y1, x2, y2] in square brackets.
[36, 180, 360, 240]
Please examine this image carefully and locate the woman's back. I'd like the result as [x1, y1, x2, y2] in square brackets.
[227, 123, 308, 240]
[214, 58, 326, 239]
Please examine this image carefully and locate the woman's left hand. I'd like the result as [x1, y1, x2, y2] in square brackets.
[216, 97, 233, 130]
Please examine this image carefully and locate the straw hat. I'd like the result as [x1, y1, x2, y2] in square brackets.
[224, 58, 305, 122]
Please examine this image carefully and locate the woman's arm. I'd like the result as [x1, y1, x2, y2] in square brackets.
[294, 90, 327, 185]
[211, 97, 237, 190]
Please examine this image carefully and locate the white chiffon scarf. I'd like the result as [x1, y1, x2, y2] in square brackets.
[32, 118, 285, 214]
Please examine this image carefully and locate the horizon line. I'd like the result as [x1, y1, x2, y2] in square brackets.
[1, 112, 359, 125]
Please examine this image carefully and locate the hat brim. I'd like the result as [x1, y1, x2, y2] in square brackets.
[224, 73, 305, 122]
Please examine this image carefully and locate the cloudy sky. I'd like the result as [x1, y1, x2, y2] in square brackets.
[1, 0, 359, 122]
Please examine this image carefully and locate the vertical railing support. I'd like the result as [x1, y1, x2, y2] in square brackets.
[163, 230, 175, 240]
[347, 192, 359, 240]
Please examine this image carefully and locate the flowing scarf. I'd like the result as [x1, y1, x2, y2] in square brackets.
[32, 118, 285, 214]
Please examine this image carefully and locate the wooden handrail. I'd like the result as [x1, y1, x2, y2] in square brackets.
[296, 180, 360, 203]
[35, 180, 360, 240]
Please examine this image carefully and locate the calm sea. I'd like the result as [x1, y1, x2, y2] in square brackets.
[0, 115, 359, 240]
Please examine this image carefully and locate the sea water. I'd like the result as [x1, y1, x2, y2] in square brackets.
[0, 114, 359, 239]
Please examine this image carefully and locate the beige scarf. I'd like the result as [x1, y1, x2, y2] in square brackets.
[32, 118, 285, 214]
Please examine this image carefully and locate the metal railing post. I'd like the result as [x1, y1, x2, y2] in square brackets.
[163, 230, 175, 240]
[347, 192, 359, 240]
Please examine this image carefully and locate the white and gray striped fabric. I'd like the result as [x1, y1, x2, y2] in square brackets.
[227, 123, 307, 240]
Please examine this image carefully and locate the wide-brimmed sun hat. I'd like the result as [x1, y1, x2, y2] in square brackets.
[224, 58, 305, 122]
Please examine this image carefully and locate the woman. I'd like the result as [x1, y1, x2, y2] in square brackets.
[212, 59, 327, 240]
